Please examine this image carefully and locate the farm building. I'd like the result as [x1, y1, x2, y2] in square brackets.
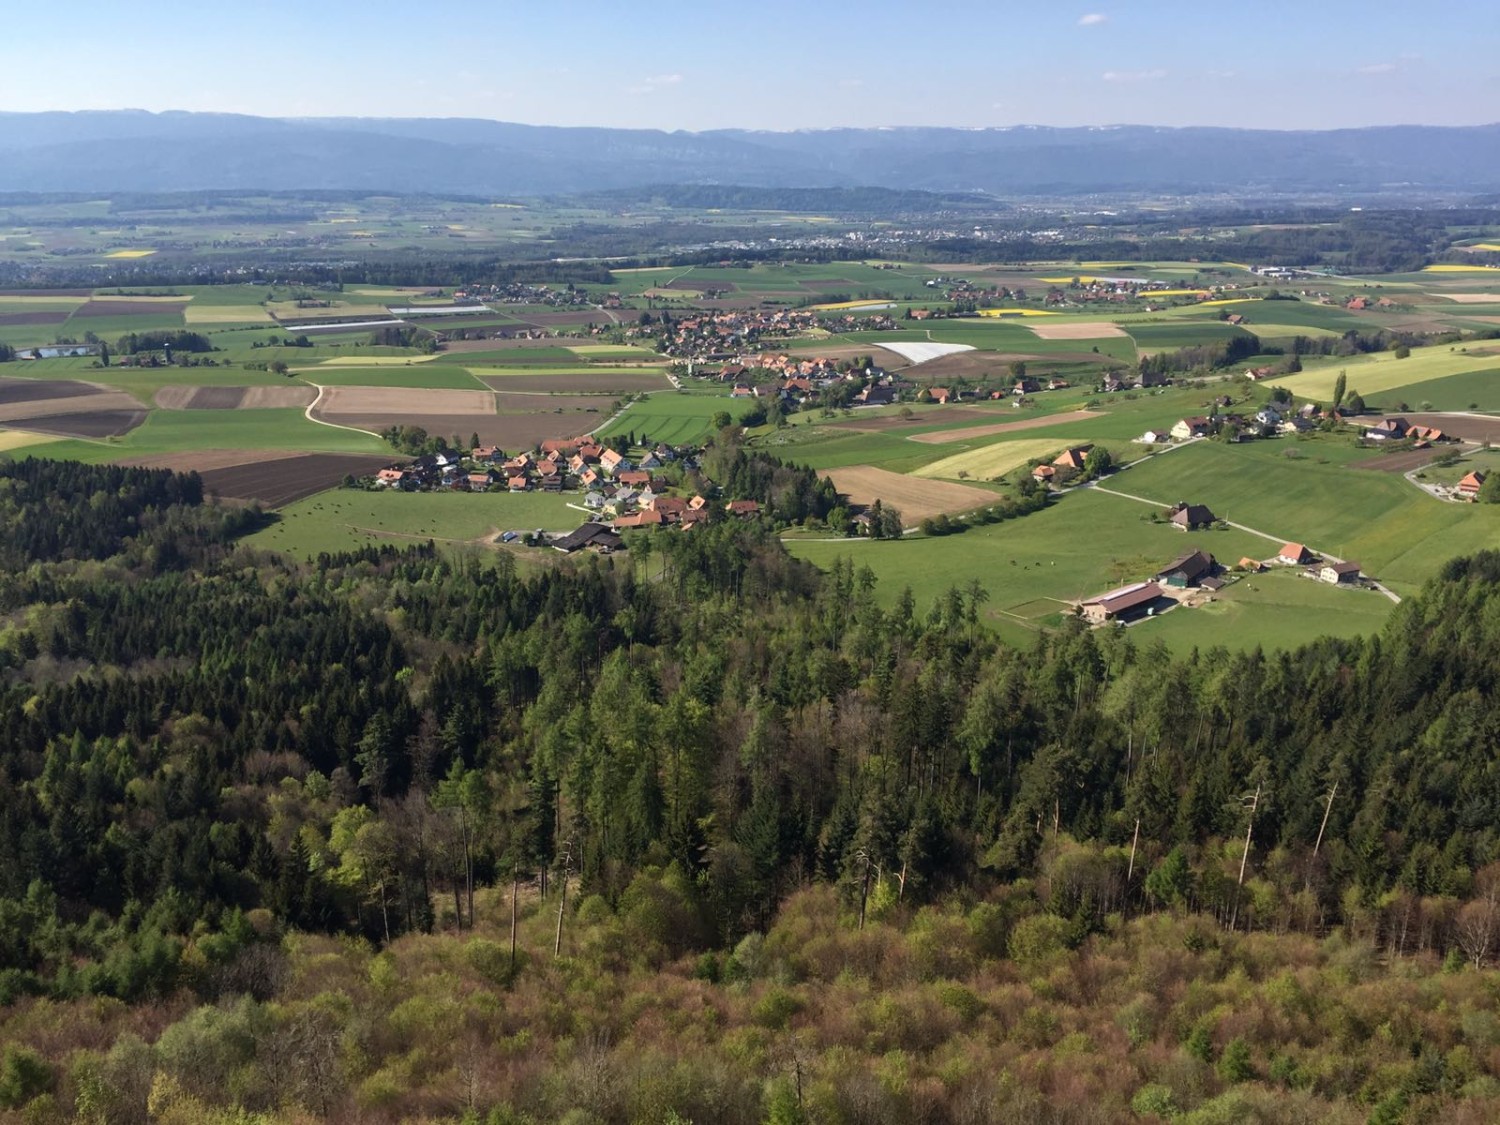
[1278, 543, 1313, 566]
[1319, 561, 1362, 585]
[1458, 471, 1487, 499]
[1138, 430, 1169, 444]
[1238, 557, 1266, 572]
[1053, 445, 1095, 472]
[552, 523, 623, 554]
[1079, 581, 1166, 626]
[1169, 502, 1217, 531]
[1155, 548, 1218, 589]
[1032, 464, 1057, 482]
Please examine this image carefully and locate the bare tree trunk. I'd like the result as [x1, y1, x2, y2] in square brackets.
[510, 872, 520, 972]
[1127, 818, 1141, 883]
[1231, 784, 1261, 931]
[1313, 781, 1338, 857]
[553, 851, 571, 958]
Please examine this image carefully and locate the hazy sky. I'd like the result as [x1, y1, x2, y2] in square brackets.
[3, 0, 1497, 131]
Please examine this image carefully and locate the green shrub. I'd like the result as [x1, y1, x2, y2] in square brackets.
[0, 1047, 53, 1109]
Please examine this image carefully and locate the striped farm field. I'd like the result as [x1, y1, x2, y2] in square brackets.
[104, 249, 157, 259]
[185, 304, 274, 325]
[1275, 348, 1500, 400]
[975, 308, 1059, 317]
[1423, 264, 1500, 273]
[911, 438, 1081, 481]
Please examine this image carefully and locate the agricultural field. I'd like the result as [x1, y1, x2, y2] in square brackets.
[1132, 567, 1397, 654]
[596, 392, 730, 445]
[820, 466, 997, 521]
[246, 487, 583, 558]
[4, 256, 1499, 658]
[1277, 347, 1500, 402]
[787, 488, 1272, 643]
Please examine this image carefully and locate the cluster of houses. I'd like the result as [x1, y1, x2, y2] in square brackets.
[371, 437, 701, 514]
[1137, 403, 1329, 446]
[551, 496, 765, 553]
[1078, 538, 1366, 627]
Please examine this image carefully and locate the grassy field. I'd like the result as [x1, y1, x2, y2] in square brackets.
[1277, 348, 1500, 401]
[246, 488, 583, 557]
[1125, 322, 1254, 348]
[1362, 366, 1500, 412]
[596, 392, 730, 444]
[20, 409, 387, 460]
[787, 488, 1269, 625]
[1132, 567, 1396, 654]
[1105, 438, 1500, 595]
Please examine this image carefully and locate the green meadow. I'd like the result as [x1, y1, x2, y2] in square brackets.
[596, 392, 732, 444]
[247, 488, 583, 558]
[787, 488, 1270, 625]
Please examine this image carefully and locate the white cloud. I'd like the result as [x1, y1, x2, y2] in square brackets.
[1078, 12, 1108, 26]
[627, 73, 684, 95]
[1357, 62, 1399, 75]
[1102, 68, 1167, 83]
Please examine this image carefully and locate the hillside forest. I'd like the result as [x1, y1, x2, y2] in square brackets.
[4, 457, 1500, 1122]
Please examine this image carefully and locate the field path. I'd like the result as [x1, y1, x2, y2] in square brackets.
[303, 384, 383, 439]
[1083, 480, 1402, 604]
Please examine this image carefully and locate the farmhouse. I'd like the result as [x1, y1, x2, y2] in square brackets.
[1155, 548, 1218, 589]
[1278, 543, 1313, 566]
[1079, 581, 1166, 626]
[552, 523, 623, 554]
[1172, 417, 1212, 441]
[1032, 464, 1057, 482]
[1168, 502, 1217, 531]
[1320, 561, 1362, 585]
[1052, 444, 1095, 472]
[1459, 471, 1487, 499]
[725, 499, 761, 518]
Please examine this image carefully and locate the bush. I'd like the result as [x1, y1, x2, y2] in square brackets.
[1006, 913, 1069, 967]
[1130, 1083, 1178, 1118]
[0, 1047, 53, 1109]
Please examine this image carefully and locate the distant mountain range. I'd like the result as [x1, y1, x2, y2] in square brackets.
[2, 111, 1499, 198]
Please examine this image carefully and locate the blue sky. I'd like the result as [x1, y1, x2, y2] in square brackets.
[2, 1, 1496, 130]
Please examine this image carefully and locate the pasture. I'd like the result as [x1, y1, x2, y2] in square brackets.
[596, 393, 729, 445]
[247, 488, 583, 558]
[1276, 348, 1500, 401]
[1104, 439, 1500, 596]
[1132, 568, 1396, 655]
[787, 488, 1270, 629]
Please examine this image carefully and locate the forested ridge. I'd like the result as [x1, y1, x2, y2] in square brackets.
[6, 459, 1500, 1121]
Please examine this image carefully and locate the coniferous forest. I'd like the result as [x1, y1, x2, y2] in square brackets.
[7, 458, 1500, 1123]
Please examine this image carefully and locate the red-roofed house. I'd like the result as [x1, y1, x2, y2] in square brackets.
[1278, 543, 1313, 566]
[1459, 470, 1487, 499]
